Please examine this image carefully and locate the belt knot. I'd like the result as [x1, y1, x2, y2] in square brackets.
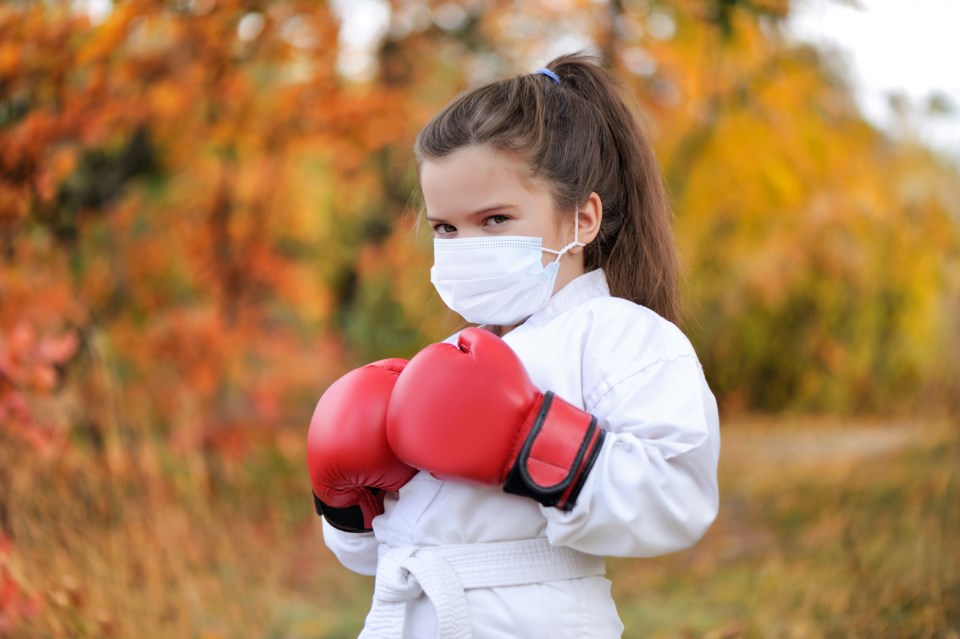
[372, 546, 423, 602]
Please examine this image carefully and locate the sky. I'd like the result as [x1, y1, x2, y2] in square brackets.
[785, 0, 960, 164]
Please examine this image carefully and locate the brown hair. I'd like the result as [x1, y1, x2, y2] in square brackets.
[414, 52, 679, 323]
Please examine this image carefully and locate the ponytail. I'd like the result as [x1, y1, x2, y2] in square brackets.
[415, 52, 679, 323]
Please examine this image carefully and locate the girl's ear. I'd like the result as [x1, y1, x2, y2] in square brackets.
[572, 192, 603, 253]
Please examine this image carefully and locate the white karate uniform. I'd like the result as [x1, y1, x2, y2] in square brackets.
[323, 268, 721, 638]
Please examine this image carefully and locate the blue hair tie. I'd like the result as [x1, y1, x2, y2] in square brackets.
[535, 68, 560, 85]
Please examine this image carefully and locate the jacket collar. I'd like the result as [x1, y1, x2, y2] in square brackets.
[523, 268, 609, 328]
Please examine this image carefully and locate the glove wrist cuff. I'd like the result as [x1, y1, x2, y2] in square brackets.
[313, 490, 383, 533]
[503, 392, 605, 511]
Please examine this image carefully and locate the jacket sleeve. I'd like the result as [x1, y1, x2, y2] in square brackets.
[321, 518, 380, 575]
[541, 354, 721, 558]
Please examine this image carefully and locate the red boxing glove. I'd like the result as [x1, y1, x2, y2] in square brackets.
[307, 359, 417, 532]
[386, 328, 605, 510]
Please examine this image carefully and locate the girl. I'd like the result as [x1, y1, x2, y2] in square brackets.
[307, 52, 720, 638]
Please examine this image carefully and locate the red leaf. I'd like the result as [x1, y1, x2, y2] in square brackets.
[37, 331, 79, 365]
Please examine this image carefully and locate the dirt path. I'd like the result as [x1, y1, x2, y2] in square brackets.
[716, 415, 955, 486]
[725, 419, 927, 463]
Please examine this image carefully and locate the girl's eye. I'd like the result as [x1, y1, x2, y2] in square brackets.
[483, 215, 510, 226]
[434, 223, 457, 235]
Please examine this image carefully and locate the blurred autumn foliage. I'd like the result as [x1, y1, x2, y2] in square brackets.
[1, 0, 959, 636]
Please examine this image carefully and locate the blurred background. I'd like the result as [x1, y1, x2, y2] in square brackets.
[1, 0, 958, 637]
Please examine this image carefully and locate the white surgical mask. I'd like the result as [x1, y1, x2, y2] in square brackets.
[430, 208, 585, 326]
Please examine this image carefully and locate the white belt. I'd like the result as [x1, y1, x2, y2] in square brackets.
[360, 538, 605, 639]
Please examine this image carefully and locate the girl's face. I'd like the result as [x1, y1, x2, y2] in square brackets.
[420, 145, 586, 295]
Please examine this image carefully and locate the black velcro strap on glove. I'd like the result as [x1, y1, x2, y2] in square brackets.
[312, 491, 377, 533]
[503, 392, 606, 511]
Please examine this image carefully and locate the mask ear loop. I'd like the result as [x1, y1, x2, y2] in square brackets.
[541, 204, 587, 262]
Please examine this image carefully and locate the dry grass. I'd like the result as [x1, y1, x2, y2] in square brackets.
[3, 428, 373, 639]
[3, 416, 958, 638]
[610, 416, 960, 638]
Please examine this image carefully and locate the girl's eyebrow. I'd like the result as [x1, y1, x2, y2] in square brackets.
[426, 204, 515, 223]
